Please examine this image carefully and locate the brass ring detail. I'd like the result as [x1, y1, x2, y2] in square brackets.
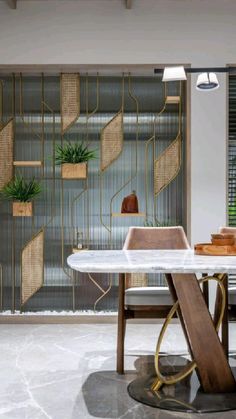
[151, 275, 226, 391]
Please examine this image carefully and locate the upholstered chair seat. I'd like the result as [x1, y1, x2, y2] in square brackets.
[125, 286, 172, 306]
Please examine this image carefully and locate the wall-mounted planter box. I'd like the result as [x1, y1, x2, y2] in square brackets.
[13, 202, 33, 217]
[61, 163, 87, 179]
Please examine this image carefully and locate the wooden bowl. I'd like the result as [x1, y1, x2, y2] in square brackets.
[211, 233, 234, 238]
[211, 234, 235, 246]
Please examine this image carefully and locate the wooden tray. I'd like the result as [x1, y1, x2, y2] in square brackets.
[194, 243, 236, 256]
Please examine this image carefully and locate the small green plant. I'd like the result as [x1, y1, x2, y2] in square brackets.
[55, 141, 97, 165]
[1, 176, 42, 202]
[144, 218, 179, 227]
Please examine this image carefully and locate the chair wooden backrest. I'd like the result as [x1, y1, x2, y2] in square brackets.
[123, 226, 190, 289]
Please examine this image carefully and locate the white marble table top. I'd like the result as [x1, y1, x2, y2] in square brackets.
[67, 249, 236, 274]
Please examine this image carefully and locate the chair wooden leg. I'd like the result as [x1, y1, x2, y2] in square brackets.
[202, 274, 209, 308]
[117, 273, 125, 374]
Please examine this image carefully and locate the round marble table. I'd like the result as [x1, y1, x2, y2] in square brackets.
[68, 249, 236, 413]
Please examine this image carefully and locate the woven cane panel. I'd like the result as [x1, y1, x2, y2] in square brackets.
[126, 273, 148, 289]
[0, 119, 13, 189]
[61, 73, 80, 134]
[101, 111, 123, 171]
[154, 136, 181, 196]
[21, 230, 44, 306]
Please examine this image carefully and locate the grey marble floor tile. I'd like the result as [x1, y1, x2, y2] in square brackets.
[0, 323, 236, 419]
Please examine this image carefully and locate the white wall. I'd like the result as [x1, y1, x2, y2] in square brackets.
[0, 0, 234, 244]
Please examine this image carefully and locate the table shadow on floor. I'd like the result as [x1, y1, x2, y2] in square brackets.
[82, 355, 236, 417]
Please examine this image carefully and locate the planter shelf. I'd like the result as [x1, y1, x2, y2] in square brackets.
[13, 202, 33, 217]
[112, 212, 146, 217]
[61, 163, 87, 179]
[166, 96, 180, 105]
[13, 161, 42, 167]
[72, 247, 89, 254]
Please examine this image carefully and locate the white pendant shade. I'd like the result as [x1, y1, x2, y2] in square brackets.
[196, 72, 219, 91]
[162, 66, 187, 82]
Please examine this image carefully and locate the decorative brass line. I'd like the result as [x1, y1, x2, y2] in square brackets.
[100, 74, 140, 309]
[82, 73, 113, 310]
[151, 274, 226, 391]
[71, 73, 99, 249]
[89, 273, 112, 311]
[99, 75, 125, 234]
[109, 74, 139, 242]
[70, 73, 100, 250]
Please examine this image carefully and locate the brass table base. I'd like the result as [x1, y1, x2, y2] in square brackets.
[128, 356, 236, 413]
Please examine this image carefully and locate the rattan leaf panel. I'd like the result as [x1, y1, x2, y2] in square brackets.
[100, 110, 123, 171]
[61, 73, 80, 134]
[21, 230, 44, 306]
[126, 273, 147, 289]
[0, 119, 13, 189]
[154, 135, 181, 196]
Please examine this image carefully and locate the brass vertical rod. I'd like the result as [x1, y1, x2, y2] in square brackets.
[0, 80, 3, 126]
[72, 270, 76, 312]
[60, 120, 74, 309]
[153, 82, 167, 218]
[41, 101, 56, 227]
[11, 74, 16, 313]
[12, 73, 15, 118]
[109, 73, 125, 245]
[85, 73, 90, 248]
[41, 73, 45, 178]
[11, 216, 16, 313]
[19, 73, 23, 117]
[144, 136, 154, 220]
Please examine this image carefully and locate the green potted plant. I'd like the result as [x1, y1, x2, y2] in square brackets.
[1, 175, 42, 217]
[55, 141, 97, 179]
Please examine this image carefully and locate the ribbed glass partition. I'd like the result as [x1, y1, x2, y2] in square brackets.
[0, 74, 186, 312]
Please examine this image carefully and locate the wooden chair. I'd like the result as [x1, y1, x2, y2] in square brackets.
[219, 227, 236, 320]
[117, 226, 190, 374]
